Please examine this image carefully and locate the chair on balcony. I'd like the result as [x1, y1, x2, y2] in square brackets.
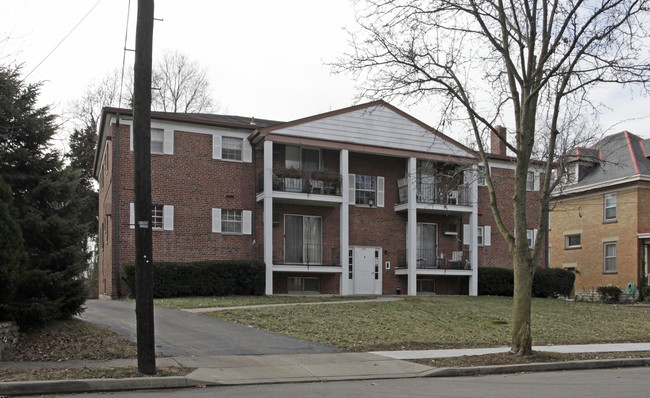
[447, 190, 459, 205]
[310, 179, 324, 194]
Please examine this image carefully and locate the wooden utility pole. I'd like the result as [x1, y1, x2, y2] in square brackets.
[133, 0, 156, 375]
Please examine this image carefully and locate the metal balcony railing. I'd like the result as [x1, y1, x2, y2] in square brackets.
[256, 243, 341, 266]
[257, 168, 342, 196]
[397, 249, 472, 270]
[398, 179, 472, 206]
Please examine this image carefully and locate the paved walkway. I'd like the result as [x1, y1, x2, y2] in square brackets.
[79, 300, 339, 357]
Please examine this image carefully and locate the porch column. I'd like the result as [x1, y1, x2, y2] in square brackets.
[263, 140, 274, 295]
[469, 165, 479, 296]
[340, 149, 350, 296]
[407, 157, 417, 296]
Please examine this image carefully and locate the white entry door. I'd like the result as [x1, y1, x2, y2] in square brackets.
[353, 247, 378, 294]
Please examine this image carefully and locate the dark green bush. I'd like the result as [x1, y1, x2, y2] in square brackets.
[641, 286, 650, 302]
[597, 285, 621, 304]
[532, 268, 575, 298]
[121, 260, 265, 298]
[478, 267, 514, 296]
[479, 267, 575, 298]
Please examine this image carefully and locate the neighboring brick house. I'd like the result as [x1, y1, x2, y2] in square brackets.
[549, 131, 650, 298]
[94, 100, 544, 298]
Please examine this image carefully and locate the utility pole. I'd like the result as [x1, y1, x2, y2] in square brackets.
[133, 0, 156, 375]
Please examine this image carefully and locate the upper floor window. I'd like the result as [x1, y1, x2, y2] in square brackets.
[355, 175, 376, 206]
[151, 204, 164, 230]
[526, 229, 535, 249]
[477, 166, 486, 186]
[604, 193, 617, 221]
[221, 209, 242, 233]
[222, 137, 243, 160]
[130, 203, 174, 231]
[151, 129, 164, 154]
[211, 208, 252, 235]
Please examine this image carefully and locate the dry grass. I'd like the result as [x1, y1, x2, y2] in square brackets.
[209, 295, 650, 351]
[152, 295, 377, 310]
[0, 367, 190, 382]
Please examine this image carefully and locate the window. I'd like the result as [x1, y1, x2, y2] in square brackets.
[151, 205, 164, 229]
[526, 229, 534, 249]
[565, 234, 581, 249]
[222, 137, 243, 160]
[287, 277, 320, 293]
[477, 166, 486, 186]
[566, 165, 576, 183]
[221, 210, 242, 233]
[355, 175, 376, 205]
[604, 242, 617, 272]
[212, 208, 251, 235]
[604, 193, 617, 221]
[464, 224, 491, 246]
[150, 128, 164, 154]
[526, 171, 535, 191]
[129, 203, 174, 231]
[477, 226, 484, 246]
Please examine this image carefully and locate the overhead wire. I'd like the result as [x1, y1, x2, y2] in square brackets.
[24, 0, 102, 80]
[118, 0, 132, 108]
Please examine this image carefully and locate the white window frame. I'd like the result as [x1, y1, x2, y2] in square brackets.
[604, 242, 617, 273]
[221, 209, 243, 234]
[212, 135, 252, 162]
[464, 224, 491, 246]
[130, 127, 173, 155]
[349, 174, 385, 207]
[211, 208, 252, 235]
[129, 203, 173, 231]
[221, 136, 243, 161]
[604, 193, 617, 221]
[477, 166, 486, 186]
[565, 234, 581, 249]
[150, 128, 164, 154]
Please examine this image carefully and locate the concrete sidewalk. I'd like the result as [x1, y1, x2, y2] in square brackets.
[2, 343, 649, 396]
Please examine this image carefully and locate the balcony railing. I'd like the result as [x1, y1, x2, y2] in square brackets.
[256, 243, 341, 266]
[398, 179, 472, 206]
[257, 168, 342, 196]
[397, 249, 471, 270]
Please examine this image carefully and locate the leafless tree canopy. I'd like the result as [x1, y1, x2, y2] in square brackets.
[337, 0, 650, 355]
[152, 50, 217, 113]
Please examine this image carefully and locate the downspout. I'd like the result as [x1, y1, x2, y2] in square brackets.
[251, 133, 258, 261]
[113, 113, 121, 297]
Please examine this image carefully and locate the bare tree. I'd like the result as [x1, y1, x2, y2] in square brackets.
[336, 0, 650, 355]
[152, 50, 217, 113]
[68, 68, 124, 130]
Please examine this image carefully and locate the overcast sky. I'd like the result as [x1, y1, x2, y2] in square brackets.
[1, 0, 649, 153]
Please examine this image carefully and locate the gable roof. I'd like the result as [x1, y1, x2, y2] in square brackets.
[562, 131, 650, 191]
[252, 100, 474, 159]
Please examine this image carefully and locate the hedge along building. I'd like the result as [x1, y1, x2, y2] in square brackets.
[93, 100, 545, 299]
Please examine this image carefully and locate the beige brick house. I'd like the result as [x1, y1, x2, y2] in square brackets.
[550, 132, 650, 298]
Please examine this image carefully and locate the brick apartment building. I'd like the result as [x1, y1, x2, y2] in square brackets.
[550, 131, 650, 298]
[93, 100, 545, 299]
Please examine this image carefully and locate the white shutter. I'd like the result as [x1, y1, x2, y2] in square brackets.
[348, 173, 356, 204]
[129, 203, 135, 229]
[376, 176, 385, 207]
[129, 128, 133, 151]
[533, 171, 540, 191]
[163, 205, 174, 231]
[463, 224, 470, 245]
[533, 228, 538, 247]
[242, 210, 252, 235]
[212, 135, 222, 159]
[484, 225, 492, 246]
[163, 129, 174, 155]
[242, 139, 252, 162]
[212, 208, 221, 233]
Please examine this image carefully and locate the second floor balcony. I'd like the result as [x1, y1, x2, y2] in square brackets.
[257, 168, 342, 196]
[398, 178, 472, 207]
[396, 249, 472, 271]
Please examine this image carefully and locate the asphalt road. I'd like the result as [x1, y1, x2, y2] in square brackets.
[58, 367, 650, 398]
[79, 299, 339, 357]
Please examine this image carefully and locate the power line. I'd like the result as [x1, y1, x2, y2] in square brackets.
[119, 0, 132, 109]
[24, 0, 102, 80]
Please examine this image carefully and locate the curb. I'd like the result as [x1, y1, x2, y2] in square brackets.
[0, 376, 200, 396]
[1, 358, 649, 396]
[425, 358, 650, 377]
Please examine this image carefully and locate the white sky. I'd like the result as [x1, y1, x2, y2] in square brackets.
[1, 0, 649, 153]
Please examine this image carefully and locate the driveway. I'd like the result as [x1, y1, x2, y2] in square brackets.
[79, 300, 340, 357]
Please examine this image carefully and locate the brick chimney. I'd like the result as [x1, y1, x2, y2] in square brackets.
[491, 126, 507, 156]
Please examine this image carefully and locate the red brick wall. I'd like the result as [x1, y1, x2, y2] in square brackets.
[476, 164, 545, 269]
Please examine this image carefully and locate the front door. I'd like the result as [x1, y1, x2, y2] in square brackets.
[353, 247, 377, 294]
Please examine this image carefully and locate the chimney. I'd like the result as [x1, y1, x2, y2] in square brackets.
[491, 126, 507, 156]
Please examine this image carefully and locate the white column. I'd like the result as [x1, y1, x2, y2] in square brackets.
[263, 140, 274, 295]
[469, 166, 479, 296]
[407, 157, 418, 296]
[339, 149, 350, 296]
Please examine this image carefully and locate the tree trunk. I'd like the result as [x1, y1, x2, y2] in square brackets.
[511, 255, 534, 355]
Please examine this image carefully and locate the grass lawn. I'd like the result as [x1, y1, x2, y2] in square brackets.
[152, 295, 378, 310]
[207, 295, 650, 352]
